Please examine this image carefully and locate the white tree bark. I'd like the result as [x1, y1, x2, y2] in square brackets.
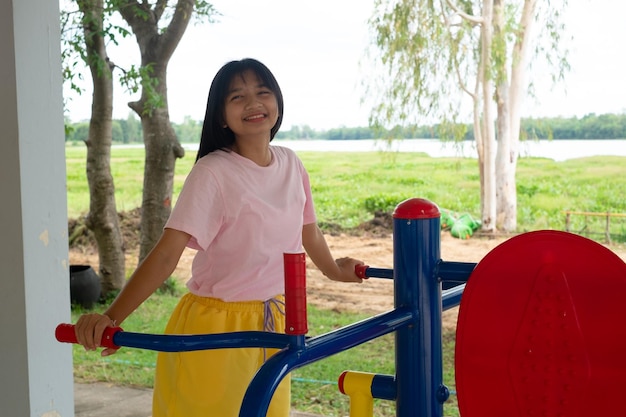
[480, 0, 497, 232]
[494, 0, 514, 230]
[495, 0, 537, 231]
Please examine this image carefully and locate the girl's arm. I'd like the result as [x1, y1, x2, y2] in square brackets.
[302, 223, 363, 283]
[74, 228, 191, 355]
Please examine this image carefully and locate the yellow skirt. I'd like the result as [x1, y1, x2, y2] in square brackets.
[152, 293, 290, 417]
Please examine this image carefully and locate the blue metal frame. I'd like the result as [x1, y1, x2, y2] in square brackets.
[81, 198, 478, 417]
[239, 197, 478, 417]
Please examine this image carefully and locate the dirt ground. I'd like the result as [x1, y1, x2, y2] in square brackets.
[69, 214, 626, 330]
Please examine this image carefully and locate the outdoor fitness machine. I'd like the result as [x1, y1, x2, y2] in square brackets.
[57, 198, 626, 417]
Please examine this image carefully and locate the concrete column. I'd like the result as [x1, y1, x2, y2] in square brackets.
[0, 0, 74, 415]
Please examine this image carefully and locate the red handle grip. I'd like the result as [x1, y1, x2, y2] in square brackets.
[355, 264, 370, 279]
[55, 323, 122, 349]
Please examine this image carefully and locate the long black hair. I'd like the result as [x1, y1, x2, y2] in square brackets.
[195, 58, 285, 161]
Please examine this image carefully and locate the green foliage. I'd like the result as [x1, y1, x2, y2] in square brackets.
[192, 0, 221, 24]
[364, 193, 410, 214]
[119, 64, 165, 117]
[64, 112, 626, 142]
[299, 151, 484, 229]
[67, 146, 626, 241]
[60, 0, 131, 98]
[117, 113, 143, 143]
[98, 288, 120, 305]
[522, 113, 626, 139]
[156, 277, 185, 296]
[365, 0, 569, 133]
[61, 0, 221, 126]
[173, 116, 203, 143]
[366, 0, 478, 130]
[69, 122, 89, 143]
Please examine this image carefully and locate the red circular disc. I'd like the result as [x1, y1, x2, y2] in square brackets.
[455, 230, 626, 417]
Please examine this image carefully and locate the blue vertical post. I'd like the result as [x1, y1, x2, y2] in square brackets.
[393, 198, 446, 417]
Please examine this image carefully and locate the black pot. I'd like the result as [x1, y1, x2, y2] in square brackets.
[69, 265, 101, 309]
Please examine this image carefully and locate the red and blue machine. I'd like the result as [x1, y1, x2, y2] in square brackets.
[57, 198, 626, 417]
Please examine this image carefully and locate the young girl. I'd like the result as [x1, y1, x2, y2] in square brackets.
[73, 58, 364, 417]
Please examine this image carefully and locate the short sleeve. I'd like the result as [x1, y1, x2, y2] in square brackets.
[299, 160, 317, 225]
[165, 163, 224, 251]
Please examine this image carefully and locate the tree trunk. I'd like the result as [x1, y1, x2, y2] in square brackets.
[493, 0, 516, 232]
[79, 0, 126, 294]
[472, 81, 486, 230]
[117, 0, 192, 264]
[497, 0, 537, 232]
[480, 0, 497, 233]
[134, 85, 183, 262]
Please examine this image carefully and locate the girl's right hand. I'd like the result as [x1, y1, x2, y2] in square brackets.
[74, 313, 119, 357]
[70, 229, 191, 356]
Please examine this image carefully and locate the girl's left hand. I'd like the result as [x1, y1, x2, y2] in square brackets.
[332, 257, 365, 283]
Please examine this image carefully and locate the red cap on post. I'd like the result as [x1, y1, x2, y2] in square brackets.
[393, 198, 440, 220]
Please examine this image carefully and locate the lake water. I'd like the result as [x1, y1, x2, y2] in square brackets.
[261, 139, 626, 162]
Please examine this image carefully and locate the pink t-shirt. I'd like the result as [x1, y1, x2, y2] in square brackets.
[165, 145, 317, 301]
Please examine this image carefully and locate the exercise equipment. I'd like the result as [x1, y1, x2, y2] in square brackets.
[57, 198, 626, 416]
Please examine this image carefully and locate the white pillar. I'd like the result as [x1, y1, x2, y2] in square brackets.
[0, 0, 74, 416]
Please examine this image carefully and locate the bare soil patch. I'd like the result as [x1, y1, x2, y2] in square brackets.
[69, 211, 626, 330]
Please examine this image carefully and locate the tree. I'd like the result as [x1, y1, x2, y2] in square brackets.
[366, 0, 569, 232]
[173, 115, 202, 143]
[61, 0, 126, 293]
[61, 0, 217, 292]
[118, 113, 143, 143]
[114, 0, 218, 263]
[67, 122, 90, 143]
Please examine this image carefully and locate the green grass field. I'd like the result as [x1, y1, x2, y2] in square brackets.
[67, 145, 626, 239]
[67, 144, 626, 416]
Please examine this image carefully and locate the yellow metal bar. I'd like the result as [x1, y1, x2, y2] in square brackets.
[338, 371, 376, 417]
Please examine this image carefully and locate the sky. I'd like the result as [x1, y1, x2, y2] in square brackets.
[63, 0, 626, 130]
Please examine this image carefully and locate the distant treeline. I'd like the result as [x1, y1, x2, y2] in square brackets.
[65, 112, 626, 144]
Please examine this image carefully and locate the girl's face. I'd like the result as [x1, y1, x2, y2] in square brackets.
[223, 70, 279, 141]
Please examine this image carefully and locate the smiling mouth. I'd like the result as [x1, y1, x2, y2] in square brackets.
[244, 113, 266, 121]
